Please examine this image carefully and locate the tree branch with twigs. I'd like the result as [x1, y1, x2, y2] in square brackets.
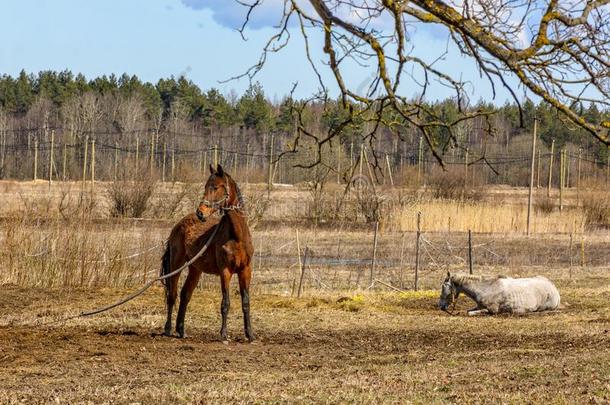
[230, 0, 608, 180]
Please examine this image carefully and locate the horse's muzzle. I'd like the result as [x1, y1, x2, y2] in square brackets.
[439, 303, 448, 311]
[196, 208, 205, 222]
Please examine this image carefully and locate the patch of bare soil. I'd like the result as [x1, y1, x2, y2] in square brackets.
[0, 285, 609, 404]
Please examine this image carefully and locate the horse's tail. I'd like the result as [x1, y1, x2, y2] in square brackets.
[160, 242, 171, 288]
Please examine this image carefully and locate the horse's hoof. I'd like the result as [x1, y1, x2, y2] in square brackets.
[162, 331, 173, 337]
[247, 335, 256, 343]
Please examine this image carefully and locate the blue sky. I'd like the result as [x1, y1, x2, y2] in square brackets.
[0, 0, 523, 103]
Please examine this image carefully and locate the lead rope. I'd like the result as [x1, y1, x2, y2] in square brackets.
[29, 222, 221, 327]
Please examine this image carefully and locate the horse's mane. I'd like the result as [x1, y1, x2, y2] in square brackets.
[451, 273, 504, 285]
[227, 174, 245, 208]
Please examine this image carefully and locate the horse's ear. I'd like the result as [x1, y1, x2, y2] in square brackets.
[216, 164, 224, 176]
[209, 164, 215, 175]
[446, 271, 451, 280]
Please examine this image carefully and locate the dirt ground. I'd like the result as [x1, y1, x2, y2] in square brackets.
[1, 179, 609, 403]
[1, 279, 609, 404]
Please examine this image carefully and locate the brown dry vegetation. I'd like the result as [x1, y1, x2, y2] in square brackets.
[0, 279, 609, 404]
[0, 180, 609, 403]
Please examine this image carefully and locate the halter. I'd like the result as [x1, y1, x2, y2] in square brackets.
[196, 176, 242, 221]
[441, 280, 459, 316]
[450, 287, 458, 310]
[200, 190, 229, 210]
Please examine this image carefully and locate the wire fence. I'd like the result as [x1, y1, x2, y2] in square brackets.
[0, 126, 608, 187]
[9, 218, 609, 293]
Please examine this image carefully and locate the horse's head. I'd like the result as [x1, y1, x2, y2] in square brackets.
[196, 164, 239, 222]
[439, 271, 458, 311]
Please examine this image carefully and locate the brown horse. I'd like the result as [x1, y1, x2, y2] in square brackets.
[160, 164, 254, 341]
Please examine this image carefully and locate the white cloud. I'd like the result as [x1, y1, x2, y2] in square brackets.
[181, 0, 287, 30]
[181, 0, 400, 31]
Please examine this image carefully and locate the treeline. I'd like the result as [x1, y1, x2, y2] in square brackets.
[0, 70, 607, 184]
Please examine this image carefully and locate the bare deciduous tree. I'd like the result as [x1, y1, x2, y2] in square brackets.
[80, 92, 103, 137]
[0, 106, 7, 176]
[235, 0, 610, 167]
[61, 97, 85, 143]
[116, 94, 146, 138]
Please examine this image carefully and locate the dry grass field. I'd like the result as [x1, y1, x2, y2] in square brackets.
[1, 180, 609, 403]
[1, 279, 609, 404]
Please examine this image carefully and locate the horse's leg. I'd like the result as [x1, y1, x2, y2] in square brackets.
[164, 273, 180, 336]
[467, 309, 489, 316]
[163, 244, 182, 336]
[219, 268, 232, 343]
[175, 266, 202, 338]
[238, 266, 254, 342]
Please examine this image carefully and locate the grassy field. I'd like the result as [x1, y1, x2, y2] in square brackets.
[0, 180, 609, 403]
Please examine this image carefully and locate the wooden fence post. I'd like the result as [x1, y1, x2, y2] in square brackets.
[547, 139, 554, 197]
[297, 229, 308, 298]
[150, 132, 155, 177]
[359, 144, 364, 178]
[245, 143, 250, 183]
[577, 148, 582, 204]
[468, 229, 473, 274]
[135, 135, 139, 178]
[559, 148, 564, 212]
[568, 232, 574, 279]
[399, 232, 406, 289]
[464, 147, 469, 189]
[536, 148, 541, 188]
[526, 118, 537, 236]
[162, 142, 166, 182]
[91, 138, 95, 191]
[171, 145, 175, 182]
[62, 142, 67, 181]
[81, 136, 88, 192]
[267, 134, 274, 199]
[386, 154, 394, 187]
[370, 221, 379, 286]
[48, 130, 54, 188]
[415, 211, 421, 291]
[294, 230, 301, 297]
[114, 142, 118, 181]
[33, 138, 38, 181]
[362, 147, 377, 195]
[214, 144, 218, 167]
[417, 136, 423, 186]
[563, 148, 570, 188]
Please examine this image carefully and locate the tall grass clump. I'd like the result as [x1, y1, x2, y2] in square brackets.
[534, 196, 555, 214]
[385, 199, 585, 234]
[108, 178, 156, 218]
[427, 170, 483, 201]
[0, 217, 164, 288]
[582, 192, 610, 229]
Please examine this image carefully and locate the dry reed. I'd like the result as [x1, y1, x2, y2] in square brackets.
[386, 199, 586, 234]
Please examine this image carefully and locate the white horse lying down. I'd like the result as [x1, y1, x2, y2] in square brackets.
[438, 272, 561, 315]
